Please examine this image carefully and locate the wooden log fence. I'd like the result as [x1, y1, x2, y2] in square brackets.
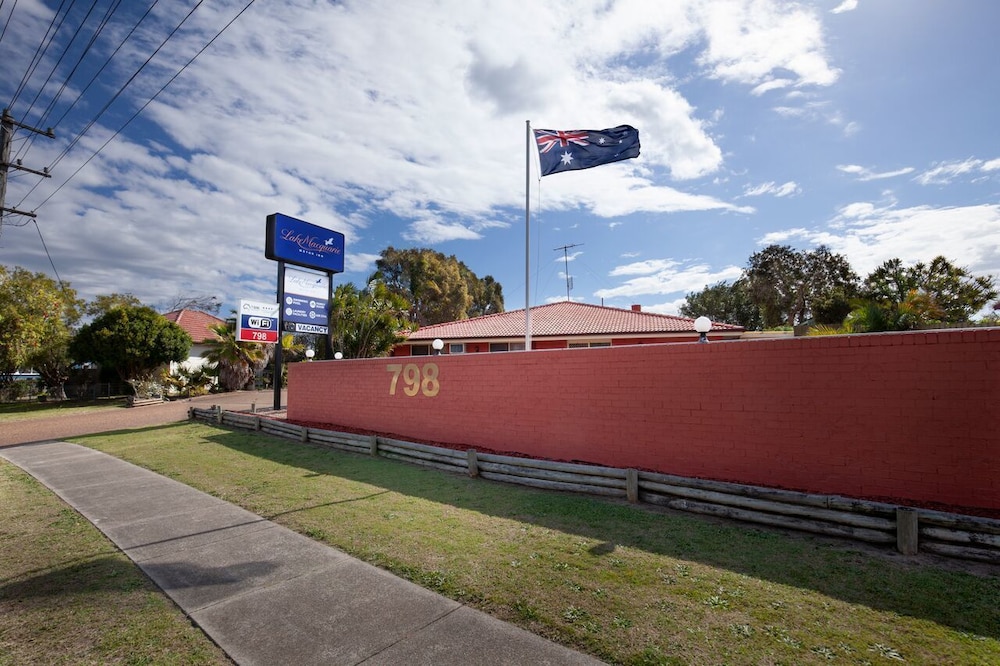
[189, 407, 1000, 564]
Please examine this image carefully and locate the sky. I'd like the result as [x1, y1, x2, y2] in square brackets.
[1, 0, 998, 319]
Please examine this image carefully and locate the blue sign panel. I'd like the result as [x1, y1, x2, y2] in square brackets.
[282, 294, 328, 331]
[266, 213, 345, 273]
[282, 267, 330, 334]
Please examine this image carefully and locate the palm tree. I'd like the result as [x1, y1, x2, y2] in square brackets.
[330, 280, 414, 358]
[202, 320, 268, 391]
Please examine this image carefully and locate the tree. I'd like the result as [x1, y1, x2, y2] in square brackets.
[465, 273, 504, 318]
[0, 267, 82, 398]
[679, 279, 763, 330]
[854, 256, 998, 331]
[83, 293, 143, 318]
[745, 245, 859, 328]
[201, 320, 268, 391]
[329, 280, 415, 358]
[375, 247, 503, 324]
[71, 306, 191, 392]
[163, 294, 221, 315]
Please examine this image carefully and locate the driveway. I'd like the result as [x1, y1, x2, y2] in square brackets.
[0, 390, 285, 448]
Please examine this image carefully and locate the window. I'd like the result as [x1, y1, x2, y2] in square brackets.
[569, 341, 611, 348]
[490, 342, 526, 352]
[410, 344, 430, 356]
[449, 343, 465, 354]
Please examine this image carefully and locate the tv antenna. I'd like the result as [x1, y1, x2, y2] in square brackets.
[554, 243, 583, 301]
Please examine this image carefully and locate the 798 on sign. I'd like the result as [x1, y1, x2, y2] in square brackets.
[386, 363, 440, 397]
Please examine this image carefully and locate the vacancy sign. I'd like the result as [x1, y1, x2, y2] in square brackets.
[237, 299, 280, 344]
[283, 267, 329, 335]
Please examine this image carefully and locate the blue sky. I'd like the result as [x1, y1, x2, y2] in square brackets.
[2, 0, 998, 318]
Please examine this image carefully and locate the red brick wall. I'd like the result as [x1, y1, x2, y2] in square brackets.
[288, 329, 1000, 512]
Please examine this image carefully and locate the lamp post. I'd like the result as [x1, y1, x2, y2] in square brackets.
[432, 338, 444, 356]
[694, 316, 712, 343]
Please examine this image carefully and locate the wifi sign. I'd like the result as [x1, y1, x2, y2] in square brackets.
[237, 299, 280, 344]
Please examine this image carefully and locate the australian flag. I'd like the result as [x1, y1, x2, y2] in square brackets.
[534, 125, 640, 176]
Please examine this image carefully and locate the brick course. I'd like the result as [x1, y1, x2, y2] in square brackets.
[288, 329, 1000, 512]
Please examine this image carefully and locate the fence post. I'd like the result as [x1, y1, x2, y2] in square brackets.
[300, 426, 309, 443]
[626, 469, 639, 503]
[251, 402, 256, 414]
[370, 436, 379, 457]
[254, 415, 262, 431]
[896, 507, 919, 555]
[188, 407, 194, 420]
[467, 449, 479, 477]
[215, 405, 223, 424]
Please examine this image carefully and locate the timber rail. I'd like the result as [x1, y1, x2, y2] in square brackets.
[190, 406, 1000, 564]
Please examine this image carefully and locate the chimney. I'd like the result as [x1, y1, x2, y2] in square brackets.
[631, 304, 641, 312]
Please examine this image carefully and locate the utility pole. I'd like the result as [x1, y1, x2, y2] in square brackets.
[1, 108, 54, 225]
[554, 243, 583, 301]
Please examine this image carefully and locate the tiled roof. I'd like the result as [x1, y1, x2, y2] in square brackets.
[406, 301, 743, 341]
[162, 309, 226, 343]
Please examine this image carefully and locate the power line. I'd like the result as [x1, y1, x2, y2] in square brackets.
[17, 0, 125, 160]
[17, 0, 101, 128]
[8, 0, 73, 111]
[27, 0, 258, 214]
[33, 218, 63, 289]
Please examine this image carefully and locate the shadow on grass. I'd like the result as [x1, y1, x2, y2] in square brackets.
[0, 397, 128, 417]
[78, 422, 1000, 640]
[0, 554, 151, 599]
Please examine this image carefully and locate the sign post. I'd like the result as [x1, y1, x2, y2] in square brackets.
[265, 213, 345, 410]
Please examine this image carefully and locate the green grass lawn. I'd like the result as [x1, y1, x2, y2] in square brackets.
[0, 459, 231, 665]
[7, 421, 998, 665]
[0, 398, 126, 423]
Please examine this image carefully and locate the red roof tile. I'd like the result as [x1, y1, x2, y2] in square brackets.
[406, 301, 743, 341]
[162, 309, 226, 343]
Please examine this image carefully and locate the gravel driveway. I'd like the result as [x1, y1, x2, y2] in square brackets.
[0, 390, 284, 448]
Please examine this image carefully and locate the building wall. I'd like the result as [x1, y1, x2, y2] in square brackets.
[288, 329, 1000, 512]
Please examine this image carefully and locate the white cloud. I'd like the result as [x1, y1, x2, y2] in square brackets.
[610, 259, 680, 276]
[403, 218, 482, 243]
[554, 251, 584, 263]
[915, 158, 982, 185]
[837, 164, 915, 181]
[980, 158, 1000, 172]
[0, 0, 840, 309]
[762, 202, 1000, 278]
[644, 297, 690, 316]
[696, 0, 840, 89]
[596, 260, 743, 300]
[831, 0, 859, 14]
[743, 181, 801, 197]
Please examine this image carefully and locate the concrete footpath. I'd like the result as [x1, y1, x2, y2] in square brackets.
[2, 440, 603, 665]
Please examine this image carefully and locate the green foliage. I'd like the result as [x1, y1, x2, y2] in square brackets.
[71, 306, 191, 386]
[375, 247, 503, 325]
[329, 279, 415, 358]
[856, 256, 998, 330]
[0, 266, 82, 399]
[201, 320, 268, 392]
[745, 245, 859, 328]
[161, 365, 215, 398]
[83, 292, 143, 318]
[679, 279, 763, 330]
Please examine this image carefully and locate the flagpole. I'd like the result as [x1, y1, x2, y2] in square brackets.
[524, 119, 532, 352]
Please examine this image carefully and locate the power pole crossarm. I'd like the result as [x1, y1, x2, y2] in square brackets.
[1, 108, 55, 221]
